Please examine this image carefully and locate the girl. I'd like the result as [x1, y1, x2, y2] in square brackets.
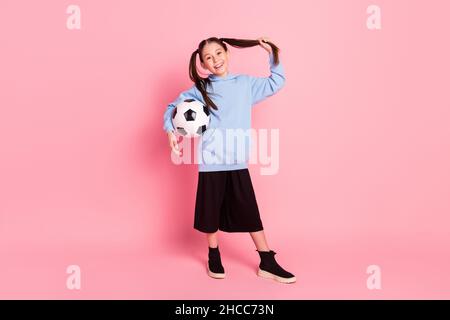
[163, 37, 296, 284]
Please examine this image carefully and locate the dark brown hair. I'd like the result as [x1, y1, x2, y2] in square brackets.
[189, 37, 280, 111]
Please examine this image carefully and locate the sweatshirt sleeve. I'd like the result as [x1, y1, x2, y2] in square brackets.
[249, 52, 286, 106]
[163, 85, 201, 133]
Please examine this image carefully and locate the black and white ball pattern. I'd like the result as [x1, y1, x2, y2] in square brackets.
[172, 99, 210, 137]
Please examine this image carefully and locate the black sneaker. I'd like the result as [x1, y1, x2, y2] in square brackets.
[207, 246, 225, 279]
[257, 250, 296, 284]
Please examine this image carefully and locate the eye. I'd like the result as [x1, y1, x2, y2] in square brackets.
[217, 52, 222, 55]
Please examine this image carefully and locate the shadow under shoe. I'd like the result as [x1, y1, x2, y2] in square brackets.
[207, 246, 225, 279]
[257, 250, 296, 284]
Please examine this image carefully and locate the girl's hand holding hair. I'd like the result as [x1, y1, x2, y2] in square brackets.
[257, 36, 273, 54]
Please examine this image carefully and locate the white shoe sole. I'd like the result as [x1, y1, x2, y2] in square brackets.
[257, 268, 296, 284]
[207, 262, 225, 279]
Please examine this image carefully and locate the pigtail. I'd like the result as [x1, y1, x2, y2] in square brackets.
[219, 37, 280, 65]
[189, 49, 219, 110]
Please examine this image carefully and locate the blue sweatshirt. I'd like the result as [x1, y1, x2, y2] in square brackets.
[163, 52, 285, 172]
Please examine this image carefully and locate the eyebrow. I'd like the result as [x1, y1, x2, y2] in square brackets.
[204, 49, 222, 57]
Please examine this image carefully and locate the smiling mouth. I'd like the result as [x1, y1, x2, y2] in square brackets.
[214, 62, 224, 69]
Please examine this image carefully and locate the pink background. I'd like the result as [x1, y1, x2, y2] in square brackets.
[1, 0, 449, 299]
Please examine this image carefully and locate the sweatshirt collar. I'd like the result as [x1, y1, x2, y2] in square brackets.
[208, 72, 238, 81]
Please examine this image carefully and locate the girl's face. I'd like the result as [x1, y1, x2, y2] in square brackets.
[200, 42, 230, 77]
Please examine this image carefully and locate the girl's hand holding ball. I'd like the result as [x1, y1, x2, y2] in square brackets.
[167, 131, 181, 156]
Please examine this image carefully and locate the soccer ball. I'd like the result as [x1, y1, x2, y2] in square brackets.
[172, 99, 210, 137]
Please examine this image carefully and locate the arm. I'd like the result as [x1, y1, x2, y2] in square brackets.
[163, 85, 201, 156]
[163, 85, 201, 133]
[249, 52, 286, 106]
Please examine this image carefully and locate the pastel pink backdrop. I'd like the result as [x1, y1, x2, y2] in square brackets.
[1, 0, 449, 299]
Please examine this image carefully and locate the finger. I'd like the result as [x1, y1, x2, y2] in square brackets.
[171, 147, 181, 156]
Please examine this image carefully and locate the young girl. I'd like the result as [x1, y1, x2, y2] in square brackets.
[163, 37, 296, 284]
